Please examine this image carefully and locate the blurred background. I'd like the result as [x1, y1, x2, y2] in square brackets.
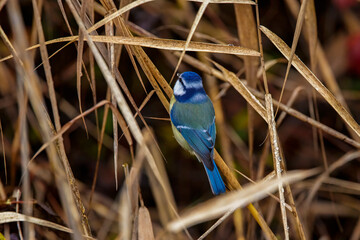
[0, 0, 359, 239]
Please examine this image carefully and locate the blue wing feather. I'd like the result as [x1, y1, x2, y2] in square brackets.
[177, 126, 214, 169]
[171, 97, 226, 194]
[208, 119, 216, 142]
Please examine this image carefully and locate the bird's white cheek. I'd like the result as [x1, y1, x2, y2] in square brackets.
[174, 81, 185, 96]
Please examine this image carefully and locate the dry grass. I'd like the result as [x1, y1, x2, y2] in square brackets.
[0, 0, 359, 239]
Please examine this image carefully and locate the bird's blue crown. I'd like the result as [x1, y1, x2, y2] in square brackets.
[173, 71, 207, 103]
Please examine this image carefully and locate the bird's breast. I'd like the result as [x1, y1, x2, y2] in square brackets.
[171, 122, 194, 154]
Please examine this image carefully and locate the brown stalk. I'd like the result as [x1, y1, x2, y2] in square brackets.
[199, 52, 239, 236]
[143, 128, 180, 236]
[274, 0, 309, 118]
[170, 0, 210, 84]
[78, 0, 89, 137]
[0, 34, 261, 65]
[260, 26, 360, 138]
[167, 168, 319, 232]
[80, 0, 171, 166]
[0, 120, 6, 186]
[65, 2, 175, 229]
[138, 206, 155, 240]
[254, 91, 360, 149]
[265, 94, 289, 240]
[57, 0, 91, 137]
[304, 151, 360, 209]
[234, 3, 259, 183]
[2, 1, 85, 238]
[32, 0, 92, 235]
[17, 55, 34, 240]
[105, 17, 119, 190]
[0, 212, 93, 239]
[284, 0, 360, 142]
[88, 0, 255, 36]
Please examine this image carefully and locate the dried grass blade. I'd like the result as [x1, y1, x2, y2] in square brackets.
[59, 98, 113, 149]
[2, 1, 85, 237]
[324, 178, 360, 194]
[66, 0, 142, 146]
[252, 90, 360, 149]
[17, 61, 33, 239]
[114, 17, 172, 109]
[198, 208, 236, 240]
[100, 0, 148, 95]
[276, 86, 304, 127]
[0, 120, 7, 185]
[89, 0, 255, 34]
[0, 35, 260, 64]
[31, 100, 110, 162]
[112, 104, 133, 147]
[112, 82, 119, 189]
[256, 58, 287, 78]
[167, 168, 319, 232]
[88, 0, 155, 33]
[305, 151, 360, 208]
[138, 206, 155, 240]
[284, 0, 359, 141]
[106, 18, 119, 190]
[0, 212, 73, 234]
[119, 175, 132, 240]
[193, 0, 255, 3]
[87, 0, 100, 148]
[212, 61, 267, 121]
[143, 128, 178, 226]
[305, 0, 317, 69]
[58, 0, 97, 136]
[0, 179, 5, 201]
[265, 94, 289, 240]
[119, 144, 146, 240]
[200, 54, 233, 165]
[76, 0, 89, 138]
[0, 0, 7, 11]
[350, 217, 360, 240]
[171, 0, 210, 83]
[234, 3, 259, 181]
[91, 35, 260, 56]
[98, 15, 169, 168]
[111, 17, 171, 162]
[65, 0, 170, 209]
[90, 91, 111, 212]
[275, 0, 308, 116]
[260, 25, 360, 138]
[213, 151, 277, 240]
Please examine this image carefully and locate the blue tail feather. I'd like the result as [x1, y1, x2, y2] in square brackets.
[203, 160, 226, 195]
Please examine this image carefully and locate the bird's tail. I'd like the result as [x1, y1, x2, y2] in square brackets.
[203, 159, 226, 195]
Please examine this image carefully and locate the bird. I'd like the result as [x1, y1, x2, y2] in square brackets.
[169, 71, 226, 195]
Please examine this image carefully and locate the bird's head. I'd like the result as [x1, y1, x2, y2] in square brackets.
[173, 71, 207, 103]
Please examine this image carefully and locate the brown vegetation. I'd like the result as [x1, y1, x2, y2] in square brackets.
[0, 0, 359, 239]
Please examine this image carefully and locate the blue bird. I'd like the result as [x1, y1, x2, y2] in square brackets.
[169, 71, 226, 195]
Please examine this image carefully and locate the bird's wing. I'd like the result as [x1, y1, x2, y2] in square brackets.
[170, 98, 216, 170]
[177, 125, 215, 170]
